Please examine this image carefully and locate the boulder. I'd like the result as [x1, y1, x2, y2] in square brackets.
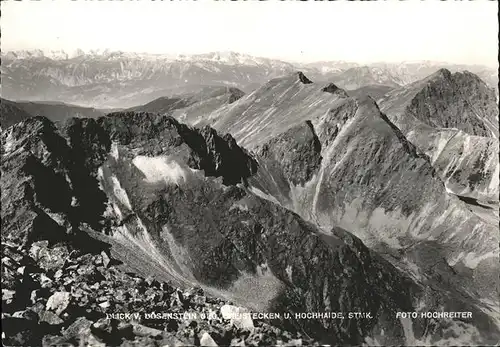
[200, 331, 218, 347]
[220, 305, 254, 331]
[46, 291, 71, 315]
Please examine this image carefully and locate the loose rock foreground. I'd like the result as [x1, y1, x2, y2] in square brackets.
[1, 239, 310, 346]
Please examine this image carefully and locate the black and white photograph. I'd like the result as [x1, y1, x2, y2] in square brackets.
[1, 0, 499, 346]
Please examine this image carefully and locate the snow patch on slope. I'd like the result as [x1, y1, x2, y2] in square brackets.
[132, 156, 190, 185]
[249, 187, 282, 206]
[110, 175, 132, 210]
[2, 128, 15, 154]
[110, 142, 120, 160]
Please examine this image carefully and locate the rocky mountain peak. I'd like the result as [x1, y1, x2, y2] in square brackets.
[321, 82, 349, 97]
[100, 112, 258, 185]
[296, 71, 313, 84]
[381, 68, 499, 138]
[431, 67, 453, 80]
[226, 87, 246, 104]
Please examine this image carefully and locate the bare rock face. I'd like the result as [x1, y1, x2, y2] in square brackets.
[46, 291, 71, 315]
[297, 71, 313, 84]
[380, 68, 499, 138]
[2, 117, 75, 248]
[220, 305, 254, 331]
[257, 120, 322, 186]
[322, 82, 350, 98]
[100, 112, 258, 185]
[404, 69, 498, 137]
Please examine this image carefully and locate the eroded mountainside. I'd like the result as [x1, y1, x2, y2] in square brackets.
[3, 113, 499, 346]
[379, 69, 499, 203]
[203, 72, 499, 316]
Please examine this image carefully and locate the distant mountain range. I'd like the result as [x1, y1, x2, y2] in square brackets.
[1, 50, 497, 108]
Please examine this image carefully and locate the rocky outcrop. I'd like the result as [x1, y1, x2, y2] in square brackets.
[322, 83, 350, 97]
[297, 71, 313, 84]
[256, 121, 322, 186]
[100, 112, 258, 185]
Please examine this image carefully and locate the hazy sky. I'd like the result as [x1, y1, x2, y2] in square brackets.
[1, 0, 498, 66]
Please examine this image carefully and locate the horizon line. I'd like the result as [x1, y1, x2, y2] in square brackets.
[2, 47, 497, 69]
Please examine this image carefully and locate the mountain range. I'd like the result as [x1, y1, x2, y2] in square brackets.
[1, 51, 499, 346]
[2, 50, 497, 108]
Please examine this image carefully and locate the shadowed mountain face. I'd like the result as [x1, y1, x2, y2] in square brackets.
[3, 113, 499, 345]
[379, 69, 499, 203]
[0, 98, 105, 129]
[0, 98, 34, 129]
